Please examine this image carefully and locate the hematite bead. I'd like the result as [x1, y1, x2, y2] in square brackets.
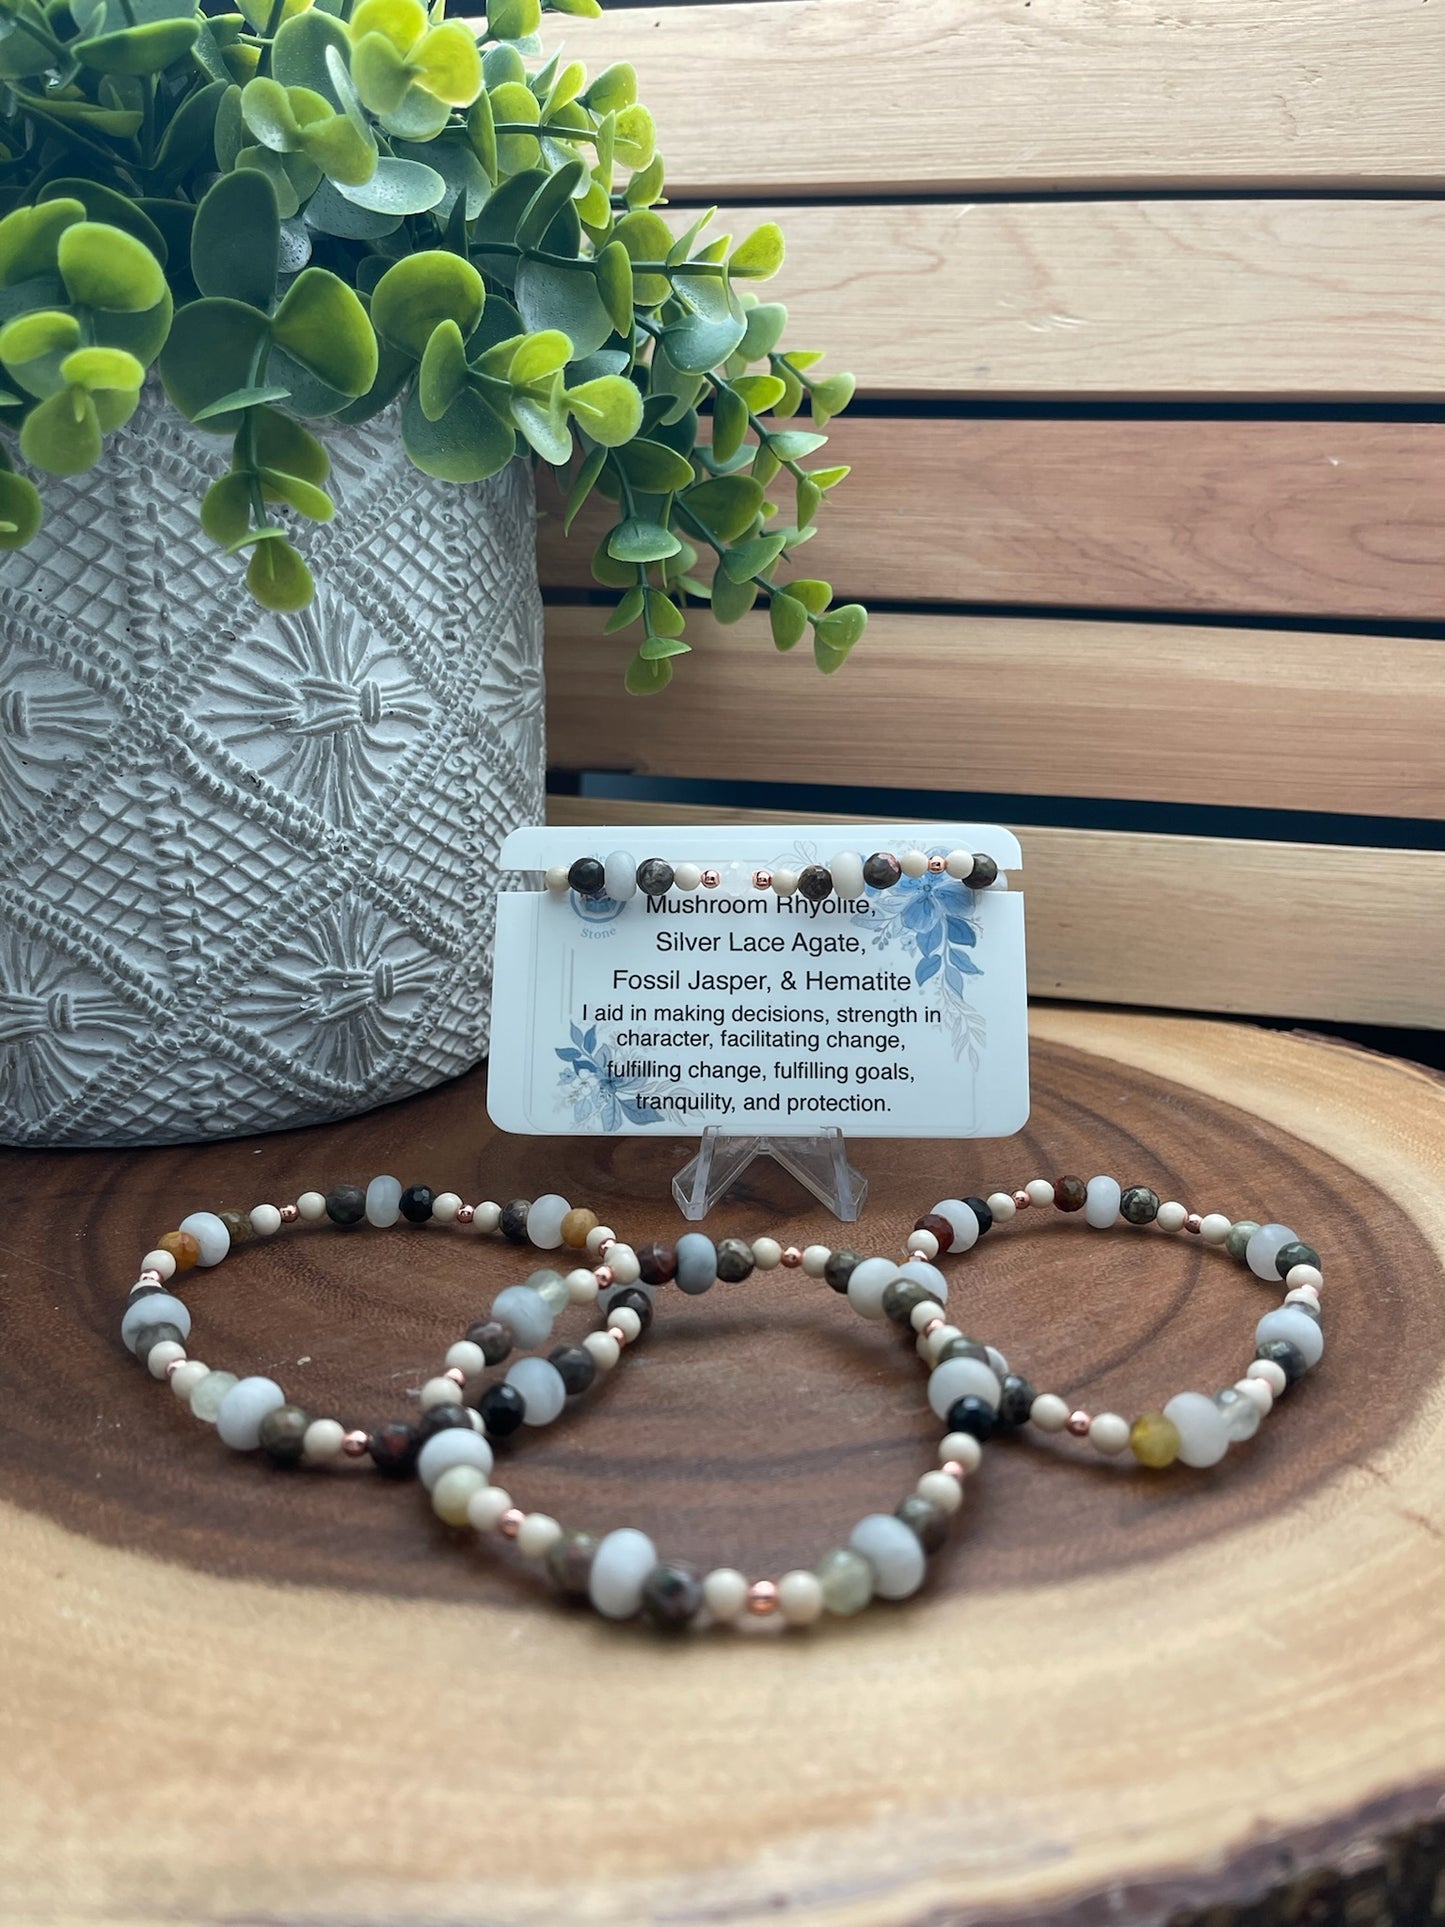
[417, 1403, 475, 1441]
[1053, 1176, 1087, 1212]
[882, 1277, 934, 1326]
[936, 1336, 990, 1366]
[945, 1394, 996, 1442]
[965, 854, 999, 889]
[547, 1529, 599, 1597]
[641, 1561, 704, 1630]
[610, 1286, 654, 1331]
[1225, 1219, 1261, 1261]
[896, 1494, 949, 1553]
[478, 1381, 526, 1437]
[798, 864, 833, 903]
[961, 1195, 993, 1235]
[914, 1211, 955, 1252]
[567, 856, 606, 898]
[464, 1319, 513, 1366]
[862, 852, 902, 889]
[1120, 1185, 1161, 1225]
[368, 1420, 420, 1476]
[714, 1238, 754, 1283]
[131, 1320, 184, 1365]
[637, 858, 675, 898]
[1274, 1239, 1321, 1278]
[399, 1185, 434, 1224]
[636, 1241, 677, 1286]
[217, 1208, 253, 1246]
[1256, 1336, 1308, 1385]
[550, 1344, 597, 1396]
[996, 1372, 1037, 1429]
[258, 1403, 310, 1465]
[824, 1248, 861, 1292]
[325, 1183, 366, 1226]
[499, 1199, 532, 1243]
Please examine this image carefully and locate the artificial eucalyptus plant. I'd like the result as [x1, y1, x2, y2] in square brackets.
[0, 0, 865, 688]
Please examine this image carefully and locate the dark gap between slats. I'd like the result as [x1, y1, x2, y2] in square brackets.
[661, 186, 1445, 208]
[835, 398, 1445, 424]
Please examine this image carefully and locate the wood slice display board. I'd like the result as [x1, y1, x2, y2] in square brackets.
[2, 1009, 1442, 1927]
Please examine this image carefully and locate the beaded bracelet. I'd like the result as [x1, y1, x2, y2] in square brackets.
[547, 847, 1002, 905]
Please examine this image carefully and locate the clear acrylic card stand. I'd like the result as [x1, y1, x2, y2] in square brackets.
[672, 1125, 868, 1222]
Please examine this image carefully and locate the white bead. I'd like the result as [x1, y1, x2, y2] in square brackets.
[902, 1259, 947, 1304]
[610, 1305, 642, 1343]
[364, 1175, 402, 1228]
[586, 1224, 616, 1258]
[545, 864, 569, 892]
[1084, 1176, 1121, 1229]
[850, 1513, 926, 1599]
[141, 1247, 177, 1281]
[526, 1194, 571, 1248]
[1245, 1222, 1299, 1281]
[517, 1513, 563, 1560]
[178, 1210, 230, 1267]
[1199, 1213, 1232, 1245]
[1162, 1391, 1230, 1468]
[917, 1469, 963, 1513]
[432, 1191, 462, 1225]
[1246, 1357, 1288, 1395]
[296, 1191, 326, 1222]
[1285, 1286, 1321, 1309]
[604, 1242, 641, 1285]
[1236, 1376, 1274, 1415]
[985, 1344, 1009, 1378]
[584, 1330, 620, 1372]
[1026, 1179, 1055, 1208]
[432, 1465, 487, 1525]
[928, 1356, 1001, 1419]
[1255, 1305, 1324, 1370]
[703, 1567, 749, 1622]
[1156, 1201, 1188, 1233]
[418, 1433, 497, 1487]
[939, 1432, 983, 1472]
[910, 1298, 943, 1333]
[924, 1323, 963, 1363]
[907, 1228, 940, 1259]
[474, 1201, 502, 1234]
[801, 1243, 831, 1277]
[147, 1340, 186, 1379]
[302, 1417, 346, 1464]
[771, 867, 798, 897]
[466, 1485, 513, 1532]
[604, 851, 638, 902]
[1030, 1392, 1070, 1433]
[1089, 1412, 1131, 1454]
[169, 1360, 210, 1401]
[778, 1569, 824, 1626]
[944, 849, 971, 879]
[215, 1375, 286, 1450]
[589, 1527, 658, 1619]
[419, 1375, 463, 1411]
[445, 1340, 485, 1379]
[752, 1237, 782, 1270]
[846, 1256, 901, 1321]
[900, 849, 928, 878]
[1286, 1263, 1323, 1293]
[829, 851, 865, 898]
[249, 1205, 281, 1238]
[931, 1199, 978, 1254]
[506, 1356, 568, 1425]
[566, 1267, 599, 1304]
[985, 1191, 1016, 1223]
[673, 862, 702, 891]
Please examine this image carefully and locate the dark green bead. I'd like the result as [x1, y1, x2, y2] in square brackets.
[1257, 1337, 1307, 1384]
[823, 1248, 861, 1292]
[896, 1494, 949, 1554]
[1275, 1240, 1320, 1278]
[1225, 1219, 1261, 1261]
[640, 1562, 704, 1631]
[797, 864, 833, 903]
[1120, 1186, 1160, 1226]
[936, 1336, 990, 1367]
[715, 1238, 754, 1283]
[258, 1403, 310, 1466]
[997, 1372, 1036, 1429]
[217, 1208, 253, 1246]
[547, 1529, 599, 1597]
[324, 1183, 366, 1226]
[882, 1278, 935, 1326]
[636, 858, 674, 897]
[131, 1320, 184, 1365]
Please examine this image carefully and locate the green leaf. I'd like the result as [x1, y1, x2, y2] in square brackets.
[611, 209, 672, 307]
[419, 317, 468, 420]
[786, 577, 832, 614]
[191, 168, 280, 308]
[624, 152, 665, 211]
[273, 6, 351, 98]
[487, 0, 539, 37]
[0, 202, 86, 287]
[38, 182, 169, 267]
[0, 0, 57, 78]
[513, 257, 613, 359]
[192, 383, 293, 423]
[303, 178, 402, 240]
[401, 381, 514, 481]
[613, 102, 655, 172]
[562, 443, 606, 534]
[200, 470, 253, 545]
[593, 241, 633, 339]
[814, 601, 866, 672]
[775, 361, 804, 418]
[158, 295, 271, 428]
[335, 155, 445, 214]
[729, 221, 784, 281]
[0, 469, 43, 547]
[607, 517, 679, 563]
[590, 534, 634, 589]
[59, 346, 144, 392]
[810, 371, 856, 425]
[769, 591, 807, 651]
[645, 587, 685, 637]
[246, 534, 314, 611]
[662, 309, 746, 376]
[74, 17, 199, 74]
[809, 464, 850, 491]
[767, 428, 829, 460]
[625, 650, 673, 695]
[260, 465, 334, 520]
[795, 475, 822, 528]
[0, 310, 81, 367]
[511, 381, 572, 465]
[710, 567, 757, 624]
[721, 531, 786, 582]
[20, 386, 102, 475]
[709, 384, 747, 463]
[372, 251, 485, 359]
[515, 156, 586, 254]
[271, 269, 377, 395]
[737, 302, 787, 363]
[509, 328, 572, 383]
[638, 631, 689, 661]
[253, 405, 329, 483]
[240, 74, 300, 150]
[564, 373, 641, 448]
[550, 0, 601, 15]
[57, 222, 166, 313]
[603, 585, 644, 633]
[611, 436, 693, 494]
[680, 473, 764, 543]
[90, 286, 173, 369]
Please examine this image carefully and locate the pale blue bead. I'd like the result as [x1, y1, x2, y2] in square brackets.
[604, 851, 638, 901]
[674, 1233, 717, 1295]
[527, 1269, 569, 1312]
[178, 1210, 229, 1267]
[850, 1513, 926, 1600]
[490, 1285, 553, 1349]
[986, 1345, 1009, 1379]
[417, 1428, 494, 1490]
[588, 1527, 657, 1619]
[1162, 1391, 1229, 1467]
[506, 1356, 567, 1425]
[1245, 1222, 1299, 1282]
[365, 1174, 402, 1227]
[1255, 1305, 1324, 1370]
[902, 1260, 947, 1304]
[215, 1375, 285, 1450]
[931, 1200, 978, 1254]
[1084, 1176, 1122, 1229]
[526, 1194, 571, 1248]
[1215, 1387, 1261, 1443]
[189, 1370, 237, 1422]
[122, 1292, 191, 1352]
[928, 1355, 1001, 1419]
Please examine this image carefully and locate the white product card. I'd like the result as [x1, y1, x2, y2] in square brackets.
[488, 824, 1029, 1139]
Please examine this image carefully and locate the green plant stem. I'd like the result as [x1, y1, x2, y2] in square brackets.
[257, 0, 288, 76]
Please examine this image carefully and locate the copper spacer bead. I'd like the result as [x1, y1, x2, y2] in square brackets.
[164, 1356, 186, 1378]
[923, 1317, 945, 1337]
[746, 1579, 779, 1616]
[940, 1460, 965, 1482]
[1012, 1190, 1031, 1210]
[341, 1429, 369, 1457]
[700, 868, 721, 889]
[593, 1264, 615, 1288]
[780, 1245, 803, 1268]
[597, 1236, 614, 1256]
[1185, 1213, 1203, 1235]
[455, 1203, 475, 1225]
[137, 1268, 163, 1286]
[606, 1325, 627, 1346]
[279, 1203, 300, 1224]
[752, 869, 773, 890]
[444, 1367, 467, 1386]
[927, 855, 947, 873]
[1066, 1409, 1091, 1437]
[499, 1508, 524, 1539]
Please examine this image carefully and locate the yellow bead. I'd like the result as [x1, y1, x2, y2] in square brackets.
[561, 1207, 598, 1249]
[157, 1229, 201, 1271]
[1130, 1412, 1181, 1468]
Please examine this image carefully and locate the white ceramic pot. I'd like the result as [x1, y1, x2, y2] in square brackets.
[0, 387, 545, 1146]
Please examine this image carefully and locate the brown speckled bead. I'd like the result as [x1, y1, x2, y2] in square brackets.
[715, 1238, 754, 1283]
[896, 1494, 949, 1554]
[965, 854, 999, 889]
[797, 864, 833, 903]
[823, 1248, 861, 1292]
[641, 1562, 704, 1631]
[561, 1207, 598, 1249]
[367, 1420, 420, 1477]
[636, 1241, 677, 1285]
[258, 1403, 310, 1466]
[1053, 1176, 1087, 1212]
[881, 1278, 935, 1326]
[862, 852, 902, 889]
[217, 1208, 254, 1246]
[546, 1529, 599, 1597]
[464, 1319, 513, 1366]
[609, 1286, 654, 1331]
[158, 1229, 201, 1271]
[499, 1199, 531, 1243]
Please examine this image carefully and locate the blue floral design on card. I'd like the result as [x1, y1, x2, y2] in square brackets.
[555, 1021, 674, 1128]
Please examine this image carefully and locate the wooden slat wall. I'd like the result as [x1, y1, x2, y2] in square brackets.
[539, 0, 1445, 1030]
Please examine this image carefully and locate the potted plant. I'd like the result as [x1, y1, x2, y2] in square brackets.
[0, 0, 864, 1146]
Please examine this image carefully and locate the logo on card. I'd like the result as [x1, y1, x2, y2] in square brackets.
[569, 892, 626, 928]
